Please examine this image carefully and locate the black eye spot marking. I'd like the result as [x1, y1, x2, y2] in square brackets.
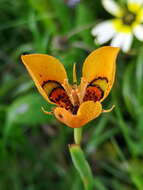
[39, 74, 42, 77]
[42, 80, 61, 88]
[91, 77, 108, 83]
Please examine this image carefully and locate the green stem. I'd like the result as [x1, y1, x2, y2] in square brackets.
[69, 144, 94, 190]
[74, 128, 82, 145]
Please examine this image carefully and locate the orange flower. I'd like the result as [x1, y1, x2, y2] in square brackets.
[21, 46, 119, 128]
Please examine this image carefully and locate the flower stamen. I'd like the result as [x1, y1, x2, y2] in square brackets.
[41, 106, 53, 115]
[62, 78, 74, 105]
[122, 10, 136, 25]
[78, 77, 89, 104]
[102, 105, 115, 113]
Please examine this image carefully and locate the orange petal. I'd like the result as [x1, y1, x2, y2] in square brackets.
[54, 101, 102, 128]
[21, 54, 67, 103]
[82, 46, 120, 101]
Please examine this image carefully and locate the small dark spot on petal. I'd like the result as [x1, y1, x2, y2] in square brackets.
[58, 114, 63, 119]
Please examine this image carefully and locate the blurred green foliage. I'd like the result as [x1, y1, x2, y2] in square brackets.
[1, 0, 143, 189]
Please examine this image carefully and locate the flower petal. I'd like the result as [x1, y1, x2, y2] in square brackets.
[102, 0, 122, 16]
[21, 54, 68, 104]
[54, 101, 102, 128]
[134, 24, 143, 41]
[92, 21, 116, 44]
[82, 46, 119, 102]
[122, 34, 133, 52]
[127, 0, 143, 5]
[111, 33, 133, 52]
[127, 1, 143, 17]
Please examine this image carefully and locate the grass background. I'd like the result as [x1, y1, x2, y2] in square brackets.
[1, 0, 143, 189]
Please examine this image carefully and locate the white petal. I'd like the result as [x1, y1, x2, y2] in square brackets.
[92, 21, 116, 44]
[122, 34, 133, 52]
[102, 0, 121, 16]
[92, 21, 114, 35]
[111, 33, 124, 47]
[133, 24, 143, 41]
[96, 32, 115, 44]
[111, 33, 133, 52]
[127, 0, 143, 5]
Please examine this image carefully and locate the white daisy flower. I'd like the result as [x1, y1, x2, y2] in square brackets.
[92, 0, 143, 52]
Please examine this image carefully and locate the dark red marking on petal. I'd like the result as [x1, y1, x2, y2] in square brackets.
[83, 77, 108, 102]
[49, 87, 73, 111]
[83, 85, 103, 102]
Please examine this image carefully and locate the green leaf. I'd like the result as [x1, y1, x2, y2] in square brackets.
[76, 2, 95, 46]
[136, 47, 143, 104]
[28, 0, 57, 34]
[94, 178, 108, 190]
[69, 144, 94, 190]
[48, 0, 72, 33]
[5, 93, 53, 135]
[86, 117, 108, 154]
[122, 63, 139, 118]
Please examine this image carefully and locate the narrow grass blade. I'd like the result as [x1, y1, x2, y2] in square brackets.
[69, 144, 94, 190]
